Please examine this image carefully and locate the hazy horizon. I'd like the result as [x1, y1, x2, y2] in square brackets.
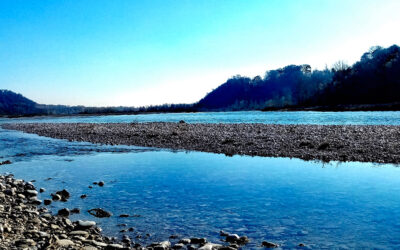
[1, 0, 400, 107]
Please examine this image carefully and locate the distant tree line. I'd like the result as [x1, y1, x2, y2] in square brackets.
[1, 44, 400, 116]
[198, 44, 400, 111]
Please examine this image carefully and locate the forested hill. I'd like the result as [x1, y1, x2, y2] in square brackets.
[0, 90, 40, 115]
[197, 44, 400, 111]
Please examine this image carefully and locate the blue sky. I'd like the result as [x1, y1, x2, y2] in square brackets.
[1, 0, 399, 106]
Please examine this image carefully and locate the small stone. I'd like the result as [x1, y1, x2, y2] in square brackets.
[30, 197, 42, 205]
[190, 238, 207, 244]
[64, 218, 73, 227]
[220, 230, 230, 236]
[56, 239, 75, 247]
[17, 193, 26, 199]
[262, 241, 279, 248]
[82, 247, 98, 250]
[71, 208, 81, 214]
[199, 243, 223, 250]
[60, 234, 68, 239]
[107, 243, 124, 249]
[42, 213, 52, 219]
[226, 234, 240, 243]
[98, 181, 104, 187]
[122, 236, 131, 243]
[58, 208, 70, 217]
[39, 231, 49, 237]
[119, 214, 129, 217]
[80, 194, 87, 199]
[5, 189, 15, 196]
[56, 189, 70, 201]
[173, 243, 185, 249]
[88, 208, 112, 218]
[78, 220, 96, 228]
[44, 199, 52, 206]
[91, 240, 108, 247]
[39, 188, 45, 193]
[70, 231, 89, 237]
[239, 236, 249, 244]
[179, 238, 191, 244]
[154, 241, 171, 250]
[51, 193, 61, 201]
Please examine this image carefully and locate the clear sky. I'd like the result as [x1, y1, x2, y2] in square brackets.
[1, 0, 399, 107]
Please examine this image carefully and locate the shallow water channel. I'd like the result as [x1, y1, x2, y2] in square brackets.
[1, 127, 400, 249]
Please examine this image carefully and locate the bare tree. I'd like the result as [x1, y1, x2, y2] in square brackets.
[332, 60, 349, 71]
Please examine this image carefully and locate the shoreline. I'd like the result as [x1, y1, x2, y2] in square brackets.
[2, 122, 400, 164]
[2, 105, 400, 119]
[0, 174, 124, 249]
[0, 174, 257, 249]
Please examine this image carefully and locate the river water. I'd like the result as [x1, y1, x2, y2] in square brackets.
[2, 111, 400, 125]
[1, 111, 400, 249]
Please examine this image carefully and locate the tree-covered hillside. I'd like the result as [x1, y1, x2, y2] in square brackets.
[0, 90, 40, 115]
[197, 44, 400, 111]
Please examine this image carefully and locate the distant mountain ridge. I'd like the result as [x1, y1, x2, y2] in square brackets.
[2, 44, 400, 116]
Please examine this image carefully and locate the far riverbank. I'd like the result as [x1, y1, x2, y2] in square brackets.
[2, 122, 399, 164]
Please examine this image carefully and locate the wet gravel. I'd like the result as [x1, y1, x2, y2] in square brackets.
[2, 122, 400, 164]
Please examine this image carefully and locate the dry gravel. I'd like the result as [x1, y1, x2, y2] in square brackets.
[2, 122, 400, 164]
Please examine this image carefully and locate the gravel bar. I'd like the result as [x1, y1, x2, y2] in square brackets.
[2, 122, 400, 164]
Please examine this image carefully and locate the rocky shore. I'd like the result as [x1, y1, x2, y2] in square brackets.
[1, 174, 276, 249]
[2, 122, 400, 164]
[0, 174, 123, 249]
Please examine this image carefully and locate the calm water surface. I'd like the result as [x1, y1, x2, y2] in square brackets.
[2, 111, 400, 125]
[1, 126, 400, 249]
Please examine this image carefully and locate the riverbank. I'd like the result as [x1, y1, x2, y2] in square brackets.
[2, 122, 400, 164]
[0, 174, 123, 249]
[1, 174, 258, 249]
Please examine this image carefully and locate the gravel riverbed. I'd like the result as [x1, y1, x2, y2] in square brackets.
[2, 122, 400, 164]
